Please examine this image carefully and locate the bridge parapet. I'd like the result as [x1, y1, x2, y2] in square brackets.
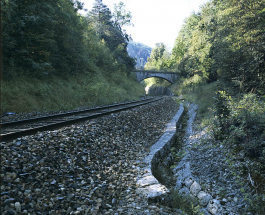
[132, 70, 178, 83]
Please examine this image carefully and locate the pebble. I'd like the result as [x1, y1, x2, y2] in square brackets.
[14, 202, 21, 213]
[1, 97, 179, 214]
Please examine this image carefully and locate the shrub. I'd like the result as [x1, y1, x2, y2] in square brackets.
[213, 93, 265, 159]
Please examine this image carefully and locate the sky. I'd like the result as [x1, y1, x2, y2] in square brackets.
[80, 0, 210, 50]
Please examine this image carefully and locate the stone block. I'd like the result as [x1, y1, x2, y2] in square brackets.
[190, 181, 201, 196]
[136, 175, 158, 187]
[145, 184, 169, 199]
[197, 191, 213, 206]
[207, 199, 221, 215]
[184, 177, 194, 188]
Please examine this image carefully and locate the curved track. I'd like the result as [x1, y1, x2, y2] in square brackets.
[1, 96, 163, 142]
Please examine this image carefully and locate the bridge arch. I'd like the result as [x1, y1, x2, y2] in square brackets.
[132, 70, 178, 84]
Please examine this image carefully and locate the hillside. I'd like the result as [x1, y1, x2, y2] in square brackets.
[1, 0, 145, 114]
[127, 41, 152, 69]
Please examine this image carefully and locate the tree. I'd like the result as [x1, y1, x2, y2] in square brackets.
[2, 0, 93, 79]
[167, 0, 265, 93]
[2, 0, 60, 78]
[145, 43, 167, 70]
[89, 0, 112, 37]
[113, 2, 133, 41]
[88, 0, 135, 73]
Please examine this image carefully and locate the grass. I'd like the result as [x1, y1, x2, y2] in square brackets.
[1, 71, 145, 114]
[170, 76, 218, 126]
[171, 189, 202, 215]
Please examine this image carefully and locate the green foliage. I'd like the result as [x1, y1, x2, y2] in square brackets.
[247, 194, 265, 214]
[213, 90, 231, 139]
[171, 76, 217, 122]
[144, 43, 171, 71]
[171, 189, 202, 215]
[212, 90, 265, 214]
[171, 13, 202, 77]
[89, 0, 112, 37]
[158, 0, 265, 94]
[1, 72, 144, 114]
[1, 0, 142, 113]
[88, 0, 135, 73]
[212, 91, 265, 144]
[2, 0, 91, 78]
[213, 92, 265, 161]
[149, 43, 166, 62]
[170, 148, 187, 161]
[2, 0, 135, 79]
[113, 2, 132, 29]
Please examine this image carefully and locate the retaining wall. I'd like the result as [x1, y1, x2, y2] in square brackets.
[136, 103, 184, 203]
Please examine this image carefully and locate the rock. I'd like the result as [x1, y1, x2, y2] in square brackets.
[174, 160, 192, 189]
[15, 202, 21, 213]
[35, 188, 41, 193]
[1, 191, 9, 196]
[184, 177, 194, 188]
[24, 190, 31, 196]
[197, 191, 213, 206]
[76, 207, 83, 211]
[0, 97, 180, 215]
[105, 204, 112, 208]
[50, 179, 57, 185]
[6, 210, 16, 215]
[190, 181, 201, 196]
[14, 178, 20, 183]
[220, 198, 228, 205]
[4, 198, 15, 206]
[207, 199, 221, 215]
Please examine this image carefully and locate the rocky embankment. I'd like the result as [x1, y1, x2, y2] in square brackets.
[1, 97, 180, 215]
[168, 103, 256, 214]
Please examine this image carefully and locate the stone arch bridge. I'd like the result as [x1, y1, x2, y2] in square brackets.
[132, 70, 178, 84]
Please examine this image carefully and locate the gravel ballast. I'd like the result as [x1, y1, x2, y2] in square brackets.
[1, 97, 180, 215]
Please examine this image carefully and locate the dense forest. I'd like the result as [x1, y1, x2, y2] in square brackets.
[1, 0, 144, 113]
[2, 0, 136, 79]
[145, 0, 265, 95]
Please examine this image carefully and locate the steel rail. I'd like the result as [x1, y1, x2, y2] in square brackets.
[1, 97, 156, 128]
[1, 96, 163, 142]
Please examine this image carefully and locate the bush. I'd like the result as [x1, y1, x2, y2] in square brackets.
[213, 93, 265, 159]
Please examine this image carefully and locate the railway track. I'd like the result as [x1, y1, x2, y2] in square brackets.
[0, 96, 164, 142]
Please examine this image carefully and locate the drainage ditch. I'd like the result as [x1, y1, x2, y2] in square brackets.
[151, 104, 192, 210]
[150, 103, 213, 215]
